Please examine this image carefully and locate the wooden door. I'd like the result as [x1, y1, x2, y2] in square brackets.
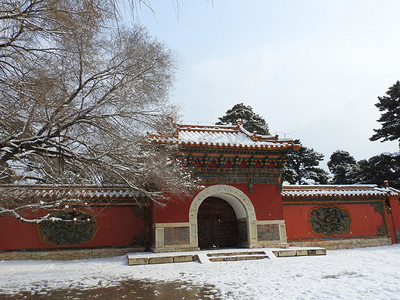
[197, 197, 238, 249]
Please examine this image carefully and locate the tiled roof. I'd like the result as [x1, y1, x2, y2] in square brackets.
[0, 185, 145, 202]
[282, 185, 400, 198]
[149, 121, 299, 150]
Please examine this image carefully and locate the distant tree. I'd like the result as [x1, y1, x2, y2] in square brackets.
[282, 140, 329, 185]
[328, 150, 359, 184]
[357, 153, 400, 189]
[216, 103, 270, 135]
[370, 81, 400, 148]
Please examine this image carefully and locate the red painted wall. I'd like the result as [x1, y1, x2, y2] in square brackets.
[0, 206, 145, 251]
[153, 193, 192, 223]
[283, 201, 388, 240]
[247, 184, 284, 220]
[153, 183, 284, 223]
[389, 197, 400, 243]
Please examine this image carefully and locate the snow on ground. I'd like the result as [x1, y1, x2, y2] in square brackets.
[1, 245, 400, 299]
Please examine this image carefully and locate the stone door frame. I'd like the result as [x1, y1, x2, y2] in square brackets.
[188, 185, 258, 248]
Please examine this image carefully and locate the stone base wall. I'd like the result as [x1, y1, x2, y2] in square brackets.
[0, 247, 145, 261]
[288, 237, 392, 250]
[256, 220, 287, 248]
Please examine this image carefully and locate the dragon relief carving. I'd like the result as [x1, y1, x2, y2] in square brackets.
[39, 210, 97, 246]
[309, 206, 351, 236]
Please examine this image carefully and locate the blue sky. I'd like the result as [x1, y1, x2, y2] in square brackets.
[128, 0, 400, 167]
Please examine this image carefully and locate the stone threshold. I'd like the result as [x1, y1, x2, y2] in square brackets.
[127, 247, 326, 265]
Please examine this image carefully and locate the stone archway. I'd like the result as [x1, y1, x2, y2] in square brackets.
[197, 197, 238, 249]
[188, 185, 258, 248]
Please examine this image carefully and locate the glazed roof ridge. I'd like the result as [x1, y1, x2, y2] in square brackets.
[282, 184, 400, 197]
[0, 184, 145, 199]
[282, 184, 378, 190]
[374, 186, 400, 196]
[149, 121, 298, 150]
[0, 184, 132, 188]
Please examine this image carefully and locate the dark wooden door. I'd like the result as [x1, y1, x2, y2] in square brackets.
[197, 197, 238, 249]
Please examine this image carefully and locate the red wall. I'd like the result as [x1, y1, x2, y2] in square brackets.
[283, 201, 388, 240]
[388, 197, 400, 243]
[153, 183, 284, 223]
[152, 193, 192, 223]
[248, 184, 283, 220]
[0, 206, 145, 251]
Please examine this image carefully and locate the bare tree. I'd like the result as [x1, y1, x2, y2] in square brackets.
[0, 1, 194, 222]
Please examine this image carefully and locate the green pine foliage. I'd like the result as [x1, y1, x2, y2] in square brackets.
[282, 139, 329, 185]
[357, 153, 400, 189]
[328, 150, 359, 184]
[216, 103, 270, 135]
[327, 150, 400, 189]
[370, 81, 400, 147]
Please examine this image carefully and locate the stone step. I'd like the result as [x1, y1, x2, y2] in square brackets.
[272, 248, 326, 257]
[209, 254, 268, 262]
[206, 251, 269, 262]
[127, 247, 327, 265]
[207, 251, 266, 257]
[128, 254, 197, 265]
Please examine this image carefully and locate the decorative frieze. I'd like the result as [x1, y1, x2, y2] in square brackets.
[38, 210, 97, 246]
[193, 168, 280, 192]
[370, 202, 388, 236]
[180, 153, 288, 169]
[309, 206, 350, 236]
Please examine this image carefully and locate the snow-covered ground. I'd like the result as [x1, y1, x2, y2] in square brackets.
[1, 244, 400, 299]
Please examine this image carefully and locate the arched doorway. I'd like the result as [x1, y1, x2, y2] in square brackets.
[197, 197, 238, 249]
[188, 185, 258, 249]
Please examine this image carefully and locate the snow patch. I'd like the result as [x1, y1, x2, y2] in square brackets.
[1, 245, 400, 299]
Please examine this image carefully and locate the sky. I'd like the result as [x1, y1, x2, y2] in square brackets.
[127, 0, 400, 168]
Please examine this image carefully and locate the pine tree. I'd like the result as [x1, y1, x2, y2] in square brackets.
[216, 103, 270, 135]
[370, 81, 400, 148]
[282, 140, 329, 185]
[328, 150, 359, 184]
[357, 153, 400, 188]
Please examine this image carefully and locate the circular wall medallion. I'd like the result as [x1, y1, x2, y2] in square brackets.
[39, 210, 97, 246]
[309, 206, 350, 236]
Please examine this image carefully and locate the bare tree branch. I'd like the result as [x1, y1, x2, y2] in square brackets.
[0, 0, 195, 223]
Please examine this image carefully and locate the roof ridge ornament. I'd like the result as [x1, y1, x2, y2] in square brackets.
[149, 120, 297, 151]
[384, 180, 389, 188]
[252, 131, 258, 141]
